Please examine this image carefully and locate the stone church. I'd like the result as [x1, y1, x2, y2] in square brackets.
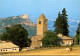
[30, 13, 73, 49]
[30, 13, 48, 49]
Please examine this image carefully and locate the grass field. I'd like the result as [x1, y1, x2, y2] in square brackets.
[1, 46, 79, 55]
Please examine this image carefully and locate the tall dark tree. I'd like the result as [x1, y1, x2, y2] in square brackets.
[54, 8, 69, 36]
[61, 8, 69, 36]
[76, 23, 80, 35]
[54, 12, 63, 34]
[1, 24, 31, 48]
[74, 23, 80, 44]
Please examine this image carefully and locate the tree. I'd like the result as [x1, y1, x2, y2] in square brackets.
[54, 8, 69, 36]
[61, 8, 69, 36]
[0, 34, 2, 40]
[1, 24, 31, 48]
[42, 31, 60, 47]
[74, 23, 80, 45]
[76, 23, 80, 35]
[54, 12, 63, 34]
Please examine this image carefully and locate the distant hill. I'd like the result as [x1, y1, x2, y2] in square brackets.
[0, 14, 78, 37]
[0, 14, 36, 36]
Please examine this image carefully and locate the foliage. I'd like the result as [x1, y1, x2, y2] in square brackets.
[54, 12, 63, 34]
[74, 23, 80, 45]
[54, 8, 69, 36]
[1, 24, 31, 48]
[76, 23, 80, 35]
[42, 31, 60, 47]
[0, 34, 2, 40]
[61, 8, 69, 36]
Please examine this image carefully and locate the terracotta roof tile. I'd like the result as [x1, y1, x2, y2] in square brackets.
[61, 36, 73, 40]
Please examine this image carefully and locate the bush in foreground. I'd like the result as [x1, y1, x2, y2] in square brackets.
[42, 31, 60, 47]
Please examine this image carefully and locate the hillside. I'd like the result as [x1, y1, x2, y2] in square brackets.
[0, 14, 78, 37]
[0, 14, 36, 36]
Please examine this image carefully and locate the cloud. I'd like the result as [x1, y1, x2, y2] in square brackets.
[70, 26, 76, 28]
[47, 18, 56, 21]
[68, 19, 80, 23]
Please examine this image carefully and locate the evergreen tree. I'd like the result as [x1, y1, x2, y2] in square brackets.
[54, 12, 63, 34]
[74, 23, 80, 45]
[76, 23, 80, 35]
[54, 8, 69, 36]
[61, 8, 69, 36]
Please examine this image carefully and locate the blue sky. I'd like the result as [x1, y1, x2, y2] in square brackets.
[0, 0, 80, 22]
[0, 0, 80, 36]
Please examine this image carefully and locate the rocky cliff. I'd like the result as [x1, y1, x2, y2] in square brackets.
[0, 14, 36, 36]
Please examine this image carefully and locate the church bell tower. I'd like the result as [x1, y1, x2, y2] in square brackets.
[37, 13, 48, 36]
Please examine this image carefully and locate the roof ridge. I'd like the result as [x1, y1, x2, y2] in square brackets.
[38, 13, 46, 19]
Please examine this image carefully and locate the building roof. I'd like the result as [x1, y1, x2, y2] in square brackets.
[57, 33, 73, 40]
[57, 33, 63, 37]
[31, 35, 43, 41]
[61, 36, 73, 40]
[0, 42, 19, 49]
[38, 13, 47, 20]
[36, 35, 43, 40]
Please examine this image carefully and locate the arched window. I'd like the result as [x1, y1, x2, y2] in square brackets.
[39, 21, 41, 24]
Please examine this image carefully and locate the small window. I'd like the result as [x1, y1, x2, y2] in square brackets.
[70, 41, 72, 45]
[15, 49, 16, 50]
[65, 41, 67, 45]
[67, 41, 68, 44]
[40, 43, 42, 46]
[6, 50, 7, 51]
[60, 42, 62, 45]
[39, 21, 41, 24]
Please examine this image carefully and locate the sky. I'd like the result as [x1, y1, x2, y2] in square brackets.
[0, 0, 80, 36]
[0, 0, 80, 22]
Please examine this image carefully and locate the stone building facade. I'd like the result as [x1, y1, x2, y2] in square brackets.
[30, 13, 73, 49]
[57, 34, 73, 46]
[30, 13, 48, 49]
[37, 13, 48, 35]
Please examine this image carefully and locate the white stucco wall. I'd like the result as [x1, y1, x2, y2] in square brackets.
[0, 47, 19, 52]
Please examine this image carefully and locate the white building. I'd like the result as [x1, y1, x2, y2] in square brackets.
[0, 41, 19, 52]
